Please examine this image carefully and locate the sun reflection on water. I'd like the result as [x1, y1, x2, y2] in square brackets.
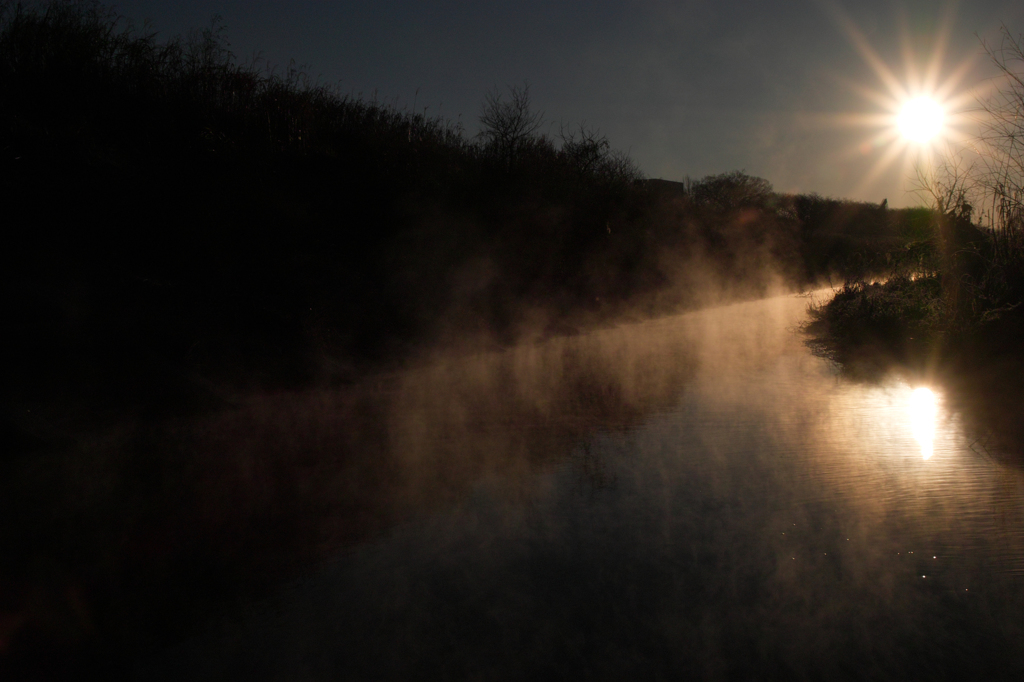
[909, 387, 938, 460]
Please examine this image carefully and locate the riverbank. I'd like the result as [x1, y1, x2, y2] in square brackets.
[803, 276, 1024, 460]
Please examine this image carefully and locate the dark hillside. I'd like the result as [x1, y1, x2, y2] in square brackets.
[1, 3, 938, 415]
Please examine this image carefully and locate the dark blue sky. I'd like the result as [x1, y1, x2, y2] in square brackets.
[111, 0, 1024, 206]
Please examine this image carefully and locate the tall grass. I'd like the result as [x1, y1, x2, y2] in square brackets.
[971, 27, 1024, 324]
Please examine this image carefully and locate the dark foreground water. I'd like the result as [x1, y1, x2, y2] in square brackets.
[134, 293, 1024, 680]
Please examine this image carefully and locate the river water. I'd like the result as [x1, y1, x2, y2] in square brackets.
[141, 292, 1024, 680]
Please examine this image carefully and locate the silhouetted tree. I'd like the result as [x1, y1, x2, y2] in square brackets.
[557, 122, 644, 188]
[558, 123, 610, 178]
[477, 82, 544, 170]
[689, 171, 773, 212]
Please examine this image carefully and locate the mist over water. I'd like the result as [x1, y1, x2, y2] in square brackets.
[137, 293, 1024, 680]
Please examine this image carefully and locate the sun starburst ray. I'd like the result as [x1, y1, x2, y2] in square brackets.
[851, 137, 908, 197]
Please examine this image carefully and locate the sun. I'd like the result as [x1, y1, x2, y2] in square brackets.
[897, 97, 945, 144]
[822, 3, 983, 199]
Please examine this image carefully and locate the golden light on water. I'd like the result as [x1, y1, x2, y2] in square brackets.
[897, 97, 945, 144]
[909, 387, 938, 460]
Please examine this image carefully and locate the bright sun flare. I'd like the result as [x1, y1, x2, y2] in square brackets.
[897, 97, 945, 144]
[824, 4, 983, 198]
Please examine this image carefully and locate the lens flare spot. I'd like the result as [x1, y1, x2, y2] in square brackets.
[909, 387, 937, 460]
[897, 97, 944, 144]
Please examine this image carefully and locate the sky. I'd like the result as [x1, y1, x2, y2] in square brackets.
[109, 0, 1024, 207]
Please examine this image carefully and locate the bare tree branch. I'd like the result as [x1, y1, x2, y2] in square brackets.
[477, 82, 543, 170]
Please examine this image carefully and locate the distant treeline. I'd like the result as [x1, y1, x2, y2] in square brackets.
[1, 1, 938, 403]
